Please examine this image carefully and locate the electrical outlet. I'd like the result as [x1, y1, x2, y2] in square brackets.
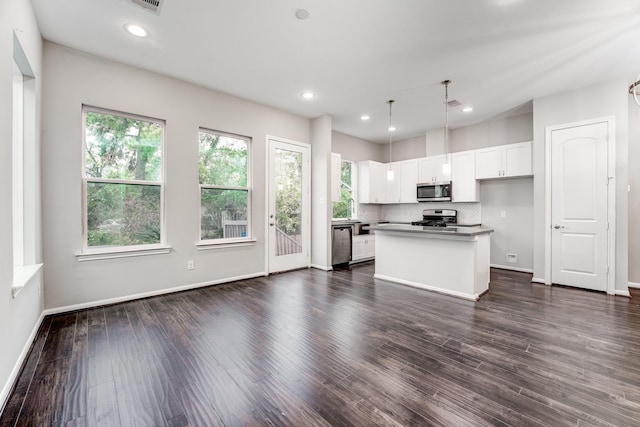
[507, 253, 517, 264]
[187, 260, 195, 270]
[500, 211, 507, 218]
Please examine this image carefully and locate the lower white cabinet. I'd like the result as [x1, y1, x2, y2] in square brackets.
[352, 235, 375, 261]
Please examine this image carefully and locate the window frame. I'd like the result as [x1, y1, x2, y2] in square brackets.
[12, 57, 24, 271]
[11, 33, 42, 297]
[197, 128, 252, 246]
[332, 159, 357, 220]
[80, 105, 167, 255]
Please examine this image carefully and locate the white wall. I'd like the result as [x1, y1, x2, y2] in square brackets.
[532, 79, 629, 292]
[331, 131, 384, 162]
[392, 135, 426, 161]
[451, 113, 533, 152]
[629, 98, 640, 285]
[0, 0, 44, 410]
[480, 178, 534, 272]
[311, 115, 332, 269]
[41, 42, 310, 310]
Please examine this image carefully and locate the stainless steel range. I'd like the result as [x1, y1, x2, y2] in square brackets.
[411, 209, 457, 227]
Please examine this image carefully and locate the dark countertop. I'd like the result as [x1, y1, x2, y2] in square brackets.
[364, 223, 493, 237]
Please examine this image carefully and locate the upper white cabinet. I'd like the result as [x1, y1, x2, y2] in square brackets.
[475, 141, 532, 180]
[359, 159, 418, 204]
[330, 152, 341, 203]
[418, 154, 451, 183]
[451, 150, 479, 202]
[399, 159, 419, 203]
[386, 159, 418, 203]
[358, 160, 386, 203]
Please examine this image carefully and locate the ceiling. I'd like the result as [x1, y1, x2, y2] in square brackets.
[32, 0, 640, 143]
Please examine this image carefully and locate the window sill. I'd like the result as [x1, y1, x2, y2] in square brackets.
[12, 264, 43, 299]
[76, 246, 172, 262]
[197, 238, 257, 250]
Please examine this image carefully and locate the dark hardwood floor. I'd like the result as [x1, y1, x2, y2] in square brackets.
[2, 263, 640, 426]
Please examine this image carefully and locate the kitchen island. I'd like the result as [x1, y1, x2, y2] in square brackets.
[365, 224, 494, 301]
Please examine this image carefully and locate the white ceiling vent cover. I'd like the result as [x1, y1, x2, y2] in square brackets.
[129, 0, 163, 15]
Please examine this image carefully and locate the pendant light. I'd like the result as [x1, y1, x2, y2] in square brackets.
[630, 73, 640, 107]
[387, 99, 395, 181]
[441, 80, 452, 176]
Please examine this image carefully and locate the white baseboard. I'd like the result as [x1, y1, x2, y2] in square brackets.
[374, 273, 479, 301]
[43, 272, 266, 316]
[311, 264, 332, 271]
[490, 264, 534, 274]
[531, 277, 547, 284]
[628, 282, 640, 289]
[1, 312, 45, 413]
[615, 289, 631, 297]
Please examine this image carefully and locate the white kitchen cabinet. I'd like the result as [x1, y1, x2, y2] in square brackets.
[383, 159, 418, 204]
[451, 150, 479, 202]
[418, 154, 451, 183]
[358, 160, 386, 203]
[331, 152, 341, 203]
[352, 234, 375, 261]
[475, 141, 532, 180]
[398, 159, 418, 203]
[385, 162, 402, 203]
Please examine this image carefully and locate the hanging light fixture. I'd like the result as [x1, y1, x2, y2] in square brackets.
[630, 73, 640, 107]
[441, 80, 452, 176]
[387, 99, 395, 181]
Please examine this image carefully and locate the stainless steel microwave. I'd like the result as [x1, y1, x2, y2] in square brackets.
[416, 181, 452, 202]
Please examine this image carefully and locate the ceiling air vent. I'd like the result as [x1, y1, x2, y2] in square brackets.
[447, 100, 462, 107]
[129, 0, 163, 15]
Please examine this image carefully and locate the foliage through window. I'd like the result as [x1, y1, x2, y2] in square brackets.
[83, 107, 164, 249]
[199, 130, 250, 241]
[332, 160, 356, 219]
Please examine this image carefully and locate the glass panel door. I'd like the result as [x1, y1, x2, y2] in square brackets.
[268, 138, 310, 272]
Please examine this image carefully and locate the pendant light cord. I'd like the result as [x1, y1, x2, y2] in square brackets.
[388, 100, 395, 163]
[442, 80, 450, 155]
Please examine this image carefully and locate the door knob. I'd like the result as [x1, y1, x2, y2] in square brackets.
[553, 224, 565, 229]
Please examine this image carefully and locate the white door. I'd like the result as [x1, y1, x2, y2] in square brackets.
[267, 138, 310, 273]
[551, 121, 609, 291]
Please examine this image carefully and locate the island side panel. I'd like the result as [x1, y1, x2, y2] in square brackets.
[475, 233, 490, 295]
[374, 231, 481, 300]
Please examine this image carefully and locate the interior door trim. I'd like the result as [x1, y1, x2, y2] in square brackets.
[544, 116, 616, 294]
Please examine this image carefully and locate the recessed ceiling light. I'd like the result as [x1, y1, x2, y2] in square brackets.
[462, 106, 473, 113]
[361, 115, 370, 121]
[124, 23, 148, 38]
[295, 9, 310, 20]
[301, 91, 316, 100]
[388, 126, 396, 132]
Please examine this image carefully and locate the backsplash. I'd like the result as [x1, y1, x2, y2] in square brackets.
[362, 202, 481, 225]
[357, 204, 383, 221]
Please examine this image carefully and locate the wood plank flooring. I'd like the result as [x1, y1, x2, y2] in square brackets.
[2, 264, 640, 426]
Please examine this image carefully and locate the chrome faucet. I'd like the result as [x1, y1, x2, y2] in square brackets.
[348, 197, 355, 219]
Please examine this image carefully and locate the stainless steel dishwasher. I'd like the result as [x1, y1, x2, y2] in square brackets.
[331, 224, 353, 266]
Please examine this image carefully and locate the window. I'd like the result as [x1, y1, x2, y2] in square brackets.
[82, 107, 164, 250]
[199, 129, 251, 242]
[12, 32, 38, 289]
[332, 160, 356, 219]
[198, 129, 251, 242]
